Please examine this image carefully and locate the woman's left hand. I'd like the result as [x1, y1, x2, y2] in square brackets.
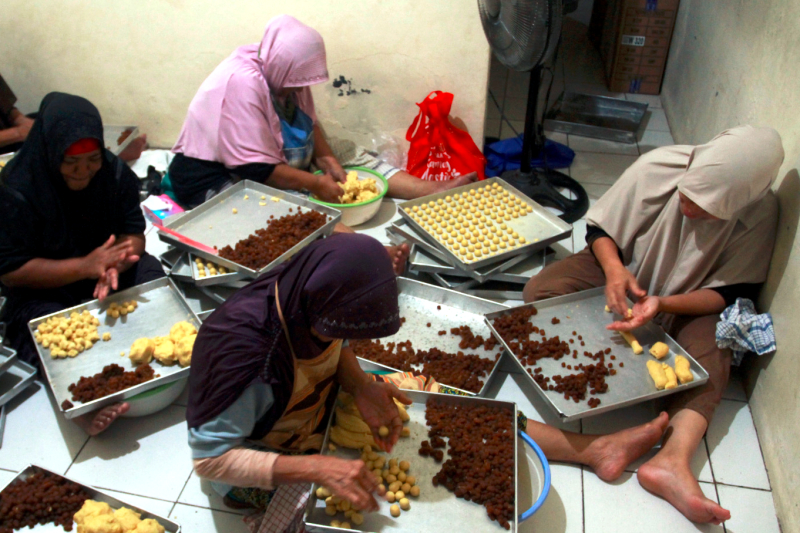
[92, 253, 141, 301]
[353, 381, 412, 453]
[607, 295, 661, 331]
[317, 156, 347, 183]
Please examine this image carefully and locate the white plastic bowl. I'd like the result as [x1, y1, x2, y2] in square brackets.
[309, 167, 388, 227]
[121, 377, 187, 418]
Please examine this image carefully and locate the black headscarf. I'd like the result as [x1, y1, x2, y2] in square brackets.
[186, 233, 400, 429]
[0, 93, 145, 277]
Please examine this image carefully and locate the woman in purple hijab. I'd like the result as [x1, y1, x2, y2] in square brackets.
[186, 233, 408, 530]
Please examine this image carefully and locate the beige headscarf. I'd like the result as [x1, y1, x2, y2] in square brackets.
[586, 125, 784, 299]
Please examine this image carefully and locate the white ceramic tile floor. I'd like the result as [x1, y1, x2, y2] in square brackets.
[643, 108, 671, 133]
[179, 471, 246, 514]
[169, 503, 249, 533]
[520, 463, 583, 533]
[570, 152, 638, 186]
[706, 401, 771, 490]
[638, 129, 675, 154]
[568, 134, 639, 156]
[584, 472, 724, 533]
[716, 484, 782, 533]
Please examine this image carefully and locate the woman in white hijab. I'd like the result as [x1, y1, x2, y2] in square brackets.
[520, 125, 783, 525]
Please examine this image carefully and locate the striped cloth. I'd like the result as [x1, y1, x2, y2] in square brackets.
[716, 298, 776, 366]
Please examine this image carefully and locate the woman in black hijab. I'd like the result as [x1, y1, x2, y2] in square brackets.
[0, 92, 165, 434]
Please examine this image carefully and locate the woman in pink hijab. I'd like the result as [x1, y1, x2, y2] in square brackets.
[517, 126, 784, 526]
[168, 15, 476, 209]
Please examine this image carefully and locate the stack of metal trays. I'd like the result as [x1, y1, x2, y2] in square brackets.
[0, 465, 181, 531]
[28, 277, 202, 419]
[157, 180, 341, 281]
[396, 177, 571, 273]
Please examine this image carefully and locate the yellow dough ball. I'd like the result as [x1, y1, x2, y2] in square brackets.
[176, 334, 197, 367]
[129, 338, 155, 365]
[170, 321, 198, 343]
[114, 507, 142, 530]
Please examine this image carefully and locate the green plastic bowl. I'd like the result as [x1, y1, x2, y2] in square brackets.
[121, 377, 187, 418]
[309, 167, 388, 226]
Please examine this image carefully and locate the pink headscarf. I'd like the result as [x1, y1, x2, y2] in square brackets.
[172, 15, 329, 167]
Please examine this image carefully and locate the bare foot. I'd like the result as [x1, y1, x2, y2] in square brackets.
[432, 172, 479, 193]
[119, 134, 147, 162]
[385, 243, 410, 275]
[639, 453, 731, 524]
[74, 402, 130, 436]
[585, 412, 669, 481]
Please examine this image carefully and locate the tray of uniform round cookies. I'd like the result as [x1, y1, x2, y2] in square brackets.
[0, 464, 181, 532]
[27, 277, 202, 419]
[188, 253, 245, 287]
[483, 287, 710, 423]
[304, 389, 520, 533]
[398, 177, 572, 272]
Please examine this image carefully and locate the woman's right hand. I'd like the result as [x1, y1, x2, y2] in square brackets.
[604, 264, 646, 316]
[313, 173, 344, 203]
[315, 456, 380, 512]
[82, 235, 133, 280]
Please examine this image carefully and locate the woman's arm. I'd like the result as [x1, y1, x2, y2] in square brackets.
[267, 164, 343, 203]
[591, 236, 646, 315]
[114, 234, 145, 274]
[312, 124, 346, 182]
[336, 346, 372, 396]
[657, 289, 726, 316]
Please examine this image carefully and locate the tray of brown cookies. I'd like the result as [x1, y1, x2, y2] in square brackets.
[398, 177, 571, 272]
[28, 277, 202, 419]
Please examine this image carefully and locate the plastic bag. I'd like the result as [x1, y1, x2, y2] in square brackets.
[405, 91, 486, 181]
[369, 133, 408, 171]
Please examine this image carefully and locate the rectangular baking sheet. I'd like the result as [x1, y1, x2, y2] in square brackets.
[159, 247, 186, 269]
[0, 359, 36, 408]
[159, 180, 341, 278]
[544, 92, 648, 144]
[168, 252, 194, 282]
[28, 278, 201, 419]
[0, 346, 18, 377]
[355, 278, 507, 396]
[198, 284, 239, 305]
[397, 177, 572, 271]
[425, 272, 480, 292]
[188, 253, 245, 287]
[103, 125, 139, 157]
[0, 465, 181, 532]
[484, 287, 710, 422]
[408, 244, 544, 285]
[391, 219, 530, 283]
[304, 389, 518, 533]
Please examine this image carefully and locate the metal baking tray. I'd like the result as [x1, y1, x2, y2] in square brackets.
[544, 92, 648, 144]
[159, 247, 185, 269]
[173, 281, 221, 320]
[484, 287, 710, 422]
[1, 465, 181, 532]
[168, 252, 194, 282]
[158, 180, 341, 278]
[189, 253, 245, 287]
[304, 389, 519, 533]
[463, 282, 525, 301]
[355, 278, 506, 396]
[390, 220, 531, 284]
[0, 345, 18, 377]
[0, 359, 36, 408]
[425, 272, 479, 292]
[398, 177, 572, 271]
[409, 244, 548, 286]
[103, 125, 140, 157]
[28, 278, 201, 419]
[198, 284, 239, 305]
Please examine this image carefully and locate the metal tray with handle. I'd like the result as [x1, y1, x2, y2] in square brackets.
[157, 180, 341, 279]
[28, 277, 201, 419]
[0, 465, 181, 531]
[484, 287, 710, 422]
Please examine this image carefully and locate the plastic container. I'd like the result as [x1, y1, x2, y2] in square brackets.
[309, 166, 388, 226]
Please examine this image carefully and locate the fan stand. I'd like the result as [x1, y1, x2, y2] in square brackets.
[500, 66, 589, 224]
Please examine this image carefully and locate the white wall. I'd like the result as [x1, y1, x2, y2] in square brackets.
[663, 2, 800, 531]
[0, 0, 490, 150]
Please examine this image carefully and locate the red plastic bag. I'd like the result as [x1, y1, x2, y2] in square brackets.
[405, 91, 486, 181]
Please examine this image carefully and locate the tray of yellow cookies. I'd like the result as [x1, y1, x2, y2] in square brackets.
[27, 277, 202, 419]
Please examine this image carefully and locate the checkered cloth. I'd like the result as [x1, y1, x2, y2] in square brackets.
[716, 298, 776, 366]
[244, 483, 312, 533]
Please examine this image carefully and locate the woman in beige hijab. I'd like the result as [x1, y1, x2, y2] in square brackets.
[521, 125, 783, 524]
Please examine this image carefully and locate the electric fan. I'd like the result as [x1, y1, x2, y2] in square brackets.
[479, 0, 589, 223]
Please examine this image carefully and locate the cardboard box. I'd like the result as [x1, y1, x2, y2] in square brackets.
[589, 0, 680, 95]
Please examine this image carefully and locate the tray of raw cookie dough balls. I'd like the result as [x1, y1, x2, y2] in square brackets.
[0, 464, 181, 532]
[398, 177, 572, 272]
[188, 253, 245, 287]
[27, 277, 202, 419]
[304, 389, 526, 533]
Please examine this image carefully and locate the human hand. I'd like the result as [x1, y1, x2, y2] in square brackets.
[93, 249, 141, 300]
[353, 381, 412, 453]
[317, 156, 347, 183]
[607, 295, 660, 331]
[13, 116, 33, 142]
[82, 236, 134, 281]
[604, 264, 646, 316]
[313, 173, 344, 203]
[315, 455, 380, 512]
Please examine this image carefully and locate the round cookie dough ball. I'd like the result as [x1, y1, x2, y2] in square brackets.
[129, 338, 155, 365]
[176, 334, 197, 367]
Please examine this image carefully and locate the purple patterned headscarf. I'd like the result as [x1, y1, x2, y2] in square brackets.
[186, 233, 399, 428]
